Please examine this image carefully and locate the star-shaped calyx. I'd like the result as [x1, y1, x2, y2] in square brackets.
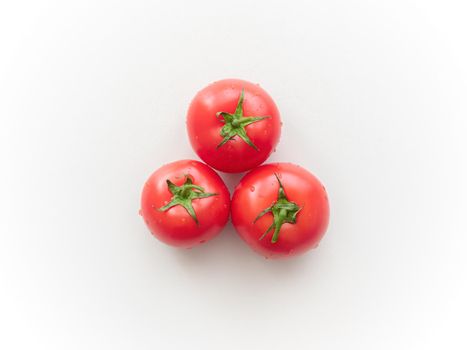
[216, 89, 270, 150]
[254, 174, 301, 243]
[158, 176, 217, 224]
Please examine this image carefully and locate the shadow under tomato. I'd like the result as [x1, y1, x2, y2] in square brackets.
[170, 221, 317, 280]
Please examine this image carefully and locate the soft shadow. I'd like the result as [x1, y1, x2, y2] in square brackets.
[171, 222, 317, 282]
[218, 172, 244, 194]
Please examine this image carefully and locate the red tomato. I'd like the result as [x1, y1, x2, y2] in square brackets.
[231, 163, 330, 258]
[187, 79, 281, 173]
[140, 160, 230, 248]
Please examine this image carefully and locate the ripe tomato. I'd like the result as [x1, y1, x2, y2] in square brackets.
[231, 163, 330, 258]
[140, 160, 230, 248]
[186, 79, 281, 173]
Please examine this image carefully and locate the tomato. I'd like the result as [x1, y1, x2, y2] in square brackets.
[186, 79, 282, 173]
[140, 160, 230, 248]
[231, 163, 330, 258]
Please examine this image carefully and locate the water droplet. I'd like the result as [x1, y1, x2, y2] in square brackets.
[181, 217, 187, 223]
[250, 186, 255, 192]
[223, 204, 228, 209]
[195, 135, 199, 140]
[163, 200, 168, 205]
[150, 204, 156, 209]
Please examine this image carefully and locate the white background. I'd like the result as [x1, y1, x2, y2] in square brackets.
[1, 1, 466, 349]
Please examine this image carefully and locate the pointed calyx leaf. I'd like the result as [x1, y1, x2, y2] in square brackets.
[216, 89, 270, 150]
[158, 175, 217, 224]
[254, 174, 301, 243]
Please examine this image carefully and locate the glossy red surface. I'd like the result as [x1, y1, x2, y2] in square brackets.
[140, 160, 230, 248]
[187, 79, 281, 173]
[231, 163, 330, 258]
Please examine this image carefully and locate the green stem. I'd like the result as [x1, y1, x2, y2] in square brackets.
[216, 89, 270, 150]
[158, 176, 217, 224]
[254, 174, 301, 243]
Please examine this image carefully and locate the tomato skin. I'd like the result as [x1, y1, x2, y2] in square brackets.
[187, 79, 281, 173]
[140, 160, 230, 248]
[231, 163, 330, 258]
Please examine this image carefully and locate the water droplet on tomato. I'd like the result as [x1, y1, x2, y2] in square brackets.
[181, 217, 187, 223]
[163, 200, 168, 205]
[250, 186, 255, 192]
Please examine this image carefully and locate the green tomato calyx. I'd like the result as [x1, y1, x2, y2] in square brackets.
[159, 176, 217, 224]
[216, 89, 270, 150]
[254, 174, 301, 243]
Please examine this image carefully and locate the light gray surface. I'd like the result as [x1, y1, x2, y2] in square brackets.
[1, 1, 466, 349]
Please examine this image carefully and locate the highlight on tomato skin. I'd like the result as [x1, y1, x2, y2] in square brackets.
[231, 163, 330, 259]
[140, 160, 231, 248]
[186, 79, 282, 173]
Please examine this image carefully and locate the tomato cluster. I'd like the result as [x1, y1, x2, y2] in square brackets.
[141, 79, 329, 258]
